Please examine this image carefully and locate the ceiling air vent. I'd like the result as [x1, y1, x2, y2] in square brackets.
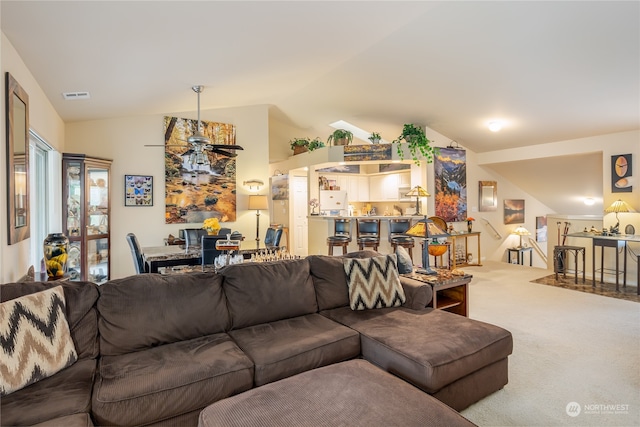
[62, 91, 90, 100]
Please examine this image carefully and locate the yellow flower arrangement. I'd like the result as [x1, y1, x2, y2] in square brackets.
[203, 217, 221, 235]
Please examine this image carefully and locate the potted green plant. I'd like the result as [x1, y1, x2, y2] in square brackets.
[290, 138, 310, 155]
[308, 138, 326, 151]
[392, 124, 438, 166]
[368, 132, 382, 144]
[327, 129, 353, 146]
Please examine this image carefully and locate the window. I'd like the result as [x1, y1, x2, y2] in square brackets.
[29, 131, 60, 270]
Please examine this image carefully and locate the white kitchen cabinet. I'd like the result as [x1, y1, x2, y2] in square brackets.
[399, 172, 411, 187]
[357, 176, 369, 201]
[370, 174, 399, 201]
[369, 175, 383, 201]
[382, 174, 399, 199]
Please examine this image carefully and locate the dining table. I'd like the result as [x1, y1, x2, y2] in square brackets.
[142, 241, 265, 273]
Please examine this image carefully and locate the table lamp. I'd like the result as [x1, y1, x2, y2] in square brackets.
[512, 226, 531, 248]
[604, 199, 636, 233]
[248, 195, 268, 248]
[404, 186, 430, 216]
[405, 216, 449, 275]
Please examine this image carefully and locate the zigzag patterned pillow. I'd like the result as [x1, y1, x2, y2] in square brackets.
[0, 286, 77, 396]
[343, 254, 406, 310]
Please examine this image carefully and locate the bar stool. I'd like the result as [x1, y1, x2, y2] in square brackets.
[389, 218, 414, 258]
[327, 218, 351, 255]
[356, 218, 380, 251]
[553, 245, 586, 284]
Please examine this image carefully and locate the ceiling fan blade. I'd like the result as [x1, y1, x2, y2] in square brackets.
[211, 148, 237, 157]
[209, 144, 244, 150]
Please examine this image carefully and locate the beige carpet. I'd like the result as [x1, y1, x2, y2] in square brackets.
[459, 261, 640, 427]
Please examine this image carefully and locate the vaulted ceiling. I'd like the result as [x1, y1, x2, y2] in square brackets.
[1, 1, 637, 217]
[2, 1, 638, 154]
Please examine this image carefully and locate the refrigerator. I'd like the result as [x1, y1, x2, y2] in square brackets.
[319, 190, 348, 214]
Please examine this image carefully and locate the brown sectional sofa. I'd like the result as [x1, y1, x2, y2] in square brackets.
[1, 251, 513, 426]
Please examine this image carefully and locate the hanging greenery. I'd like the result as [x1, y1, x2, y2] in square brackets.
[392, 124, 438, 166]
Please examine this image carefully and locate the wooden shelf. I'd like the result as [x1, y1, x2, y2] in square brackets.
[436, 296, 462, 311]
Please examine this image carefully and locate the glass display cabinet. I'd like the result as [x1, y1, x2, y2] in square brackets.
[62, 153, 112, 284]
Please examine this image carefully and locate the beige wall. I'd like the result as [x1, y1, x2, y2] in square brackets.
[1, 33, 66, 283]
[0, 24, 637, 282]
[65, 104, 270, 279]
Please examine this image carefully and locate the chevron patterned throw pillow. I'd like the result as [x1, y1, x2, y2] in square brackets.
[0, 286, 77, 396]
[343, 254, 406, 310]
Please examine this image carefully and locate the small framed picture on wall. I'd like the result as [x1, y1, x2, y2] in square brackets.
[124, 175, 153, 206]
[536, 216, 547, 242]
[611, 154, 632, 193]
[504, 199, 524, 224]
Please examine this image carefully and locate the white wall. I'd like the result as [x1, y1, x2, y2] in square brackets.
[0, 32, 66, 283]
[423, 128, 639, 272]
[65, 105, 270, 279]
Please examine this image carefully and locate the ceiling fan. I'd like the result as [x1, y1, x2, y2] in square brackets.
[146, 85, 244, 159]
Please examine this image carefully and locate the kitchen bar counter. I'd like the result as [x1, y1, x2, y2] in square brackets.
[308, 215, 423, 262]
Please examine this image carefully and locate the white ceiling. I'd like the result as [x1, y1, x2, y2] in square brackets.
[2, 1, 639, 154]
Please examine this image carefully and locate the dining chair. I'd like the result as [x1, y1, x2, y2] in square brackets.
[264, 226, 283, 249]
[126, 233, 145, 274]
[389, 218, 415, 258]
[327, 218, 352, 255]
[201, 235, 225, 267]
[356, 218, 381, 251]
[184, 228, 207, 249]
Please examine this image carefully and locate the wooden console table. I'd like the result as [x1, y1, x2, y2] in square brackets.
[402, 270, 472, 317]
[447, 231, 482, 269]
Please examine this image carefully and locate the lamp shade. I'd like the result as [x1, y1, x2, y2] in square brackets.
[512, 226, 530, 248]
[512, 226, 531, 236]
[405, 185, 431, 198]
[604, 199, 637, 214]
[248, 195, 268, 210]
[405, 217, 448, 239]
[404, 215, 448, 275]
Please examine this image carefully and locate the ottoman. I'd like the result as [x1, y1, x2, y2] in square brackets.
[198, 359, 476, 427]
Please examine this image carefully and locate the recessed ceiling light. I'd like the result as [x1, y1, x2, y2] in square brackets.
[488, 121, 503, 132]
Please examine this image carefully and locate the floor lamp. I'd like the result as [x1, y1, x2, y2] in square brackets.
[405, 216, 448, 275]
[248, 195, 268, 248]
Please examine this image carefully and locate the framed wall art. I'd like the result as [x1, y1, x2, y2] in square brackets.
[125, 175, 153, 206]
[611, 154, 632, 193]
[504, 199, 524, 224]
[163, 116, 237, 223]
[434, 147, 467, 222]
[536, 216, 547, 242]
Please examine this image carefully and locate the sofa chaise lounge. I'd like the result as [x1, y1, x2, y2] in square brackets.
[1, 251, 512, 426]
